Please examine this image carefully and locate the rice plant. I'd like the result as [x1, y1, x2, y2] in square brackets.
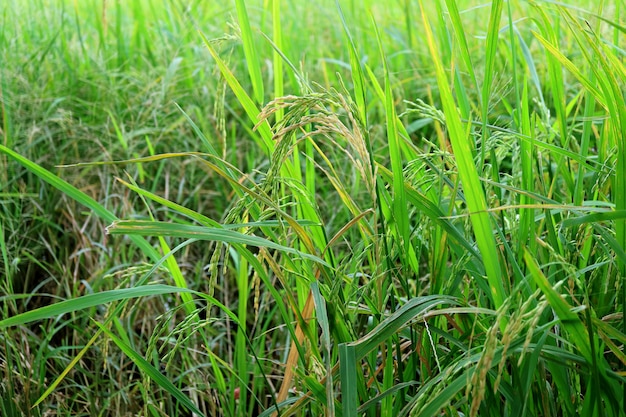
[1, 0, 625, 416]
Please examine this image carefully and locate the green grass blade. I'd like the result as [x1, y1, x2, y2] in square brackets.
[311, 281, 335, 416]
[271, 0, 284, 121]
[33, 326, 102, 407]
[116, 177, 221, 227]
[0, 285, 193, 329]
[158, 235, 196, 315]
[357, 382, 418, 414]
[235, 0, 264, 105]
[377, 165, 481, 261]
[336, 0, 367, 125]
[0, 221, 9, 283]
[523, 249, 593, 363]
[480, 0, 504, 163]
[173, 102, 221, 158]
[414, 372, 470, 417]
[94, 321, 206, 417]
[0, 144, 160, 262]
[0, 64, 12, 148]
[531, 31, 603, 105]
[419, 1, 506, 311]
[105, 109, 128, 152]
[339, 342, 358, 417]
[351, 296, 458, 359]
[31, 239, 199, 407]
[372, 16, 409, 254]
[443, 0, 477, 89]
[106, 219, 329, 267]
[200, 32, 273, 156]
[562, 211, 626, 228]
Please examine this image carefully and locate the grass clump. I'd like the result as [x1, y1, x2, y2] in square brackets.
[1, 0, 625, 416]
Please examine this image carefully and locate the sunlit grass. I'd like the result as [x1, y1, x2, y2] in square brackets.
[1, 0, 625, 416]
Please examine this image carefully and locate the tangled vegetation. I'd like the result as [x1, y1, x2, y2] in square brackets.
[1, 0, 625, 416]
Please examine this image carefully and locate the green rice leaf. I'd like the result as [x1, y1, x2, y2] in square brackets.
[106, 220, 330, 267]
[94, 321, 206, 417]
[418, 1, 506, 310]
[0, 285, 194, 329]
[235, 0, 264, 105]
[523, 249, 593, 363]
[0, 144, 160, 262]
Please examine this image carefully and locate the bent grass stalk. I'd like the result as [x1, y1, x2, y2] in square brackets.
[2, 1, 625, 416]
[418, 1, 506, 311]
